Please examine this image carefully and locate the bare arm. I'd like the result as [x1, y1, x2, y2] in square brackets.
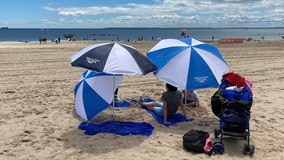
[179, 99, 188, 119]
[162, 100, 171, 124]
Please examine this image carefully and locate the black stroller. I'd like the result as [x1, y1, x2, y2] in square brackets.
[211, 72, 255, 156]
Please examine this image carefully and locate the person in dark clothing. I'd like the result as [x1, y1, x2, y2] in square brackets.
[138, 83, 188, 124]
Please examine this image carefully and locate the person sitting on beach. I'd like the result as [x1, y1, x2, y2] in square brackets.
[138, 83, 189, 124]
[182, 90, 199, 107]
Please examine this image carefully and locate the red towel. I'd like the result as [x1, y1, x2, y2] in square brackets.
[222, 72, 246, 88]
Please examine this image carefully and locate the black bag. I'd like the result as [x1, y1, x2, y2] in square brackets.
[211, 89, 228, 118]
[183, 129, 209, 153]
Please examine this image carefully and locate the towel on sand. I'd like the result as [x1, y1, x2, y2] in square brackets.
[111, 100, 134, 107]
[79, 121, 154, 136]
[140, 97, 193, 127]
[111, 98, 152, 107]
[110, 99, 137, 107]
[144, 108, 193, 127]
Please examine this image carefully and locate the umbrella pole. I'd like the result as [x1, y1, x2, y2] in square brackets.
[112, 75, 115, 118]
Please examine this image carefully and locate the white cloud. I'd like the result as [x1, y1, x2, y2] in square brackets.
[42, 6, 58, 11]
[41, 0, 284, 28]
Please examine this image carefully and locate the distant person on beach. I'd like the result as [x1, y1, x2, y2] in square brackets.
[55, 37, 58, 44]
[39, 37, 47, 44]
[180, 29, 187, 38]
[182, 90, 199, 107]
[137, 83, 188, 124]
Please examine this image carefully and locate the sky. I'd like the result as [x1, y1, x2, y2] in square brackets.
[0, 0, 283, 28]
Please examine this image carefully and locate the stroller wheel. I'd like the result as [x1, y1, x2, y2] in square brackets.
[214, 128, 219, 139]
[243, 143, 249, 155]
[249, 144, 255, 156]
[212, 142, 224, 154]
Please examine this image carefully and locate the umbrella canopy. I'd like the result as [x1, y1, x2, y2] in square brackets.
[70, 42, 157, 76]
[147, 38, 230, 90]
[74, 70, 123, 120]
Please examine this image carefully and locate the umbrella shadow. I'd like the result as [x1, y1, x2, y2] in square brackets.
[62, 111, 148, 155]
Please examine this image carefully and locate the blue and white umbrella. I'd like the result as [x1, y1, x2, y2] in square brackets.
[70, 42, 157, 76]
[147, 38, 230, 90]
[74, 70, 123, 121]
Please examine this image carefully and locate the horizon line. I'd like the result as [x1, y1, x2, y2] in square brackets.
[1, 27, 284, 30]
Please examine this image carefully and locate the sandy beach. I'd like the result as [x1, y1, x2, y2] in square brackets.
[0, 40, 284, 160]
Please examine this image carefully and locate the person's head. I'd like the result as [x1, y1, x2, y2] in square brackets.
[166, 83, 177, 92]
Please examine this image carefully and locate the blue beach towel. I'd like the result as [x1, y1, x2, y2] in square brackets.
[78, 121, 154, 136]
[144, 108, 193, 127]
[140, 97, 193, 126]
[110, 98, 154, 107]
[110, 99, 137, 107]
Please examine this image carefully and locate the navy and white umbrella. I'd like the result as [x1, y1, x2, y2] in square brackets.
[147, 38, 230, 90]
[71, 42, 157, 76]
[74, 70, 123, 120]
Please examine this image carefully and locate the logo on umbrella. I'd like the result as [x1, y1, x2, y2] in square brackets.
[194, 76, 209, 83]
[86, 57, 100, 64]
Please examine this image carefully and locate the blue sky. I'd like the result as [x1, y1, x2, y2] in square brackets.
[0, 0, 283, 28]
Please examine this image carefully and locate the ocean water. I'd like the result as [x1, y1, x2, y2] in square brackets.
[0, 28, 283, 42]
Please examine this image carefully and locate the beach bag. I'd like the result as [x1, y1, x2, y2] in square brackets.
[211, 89, 228, 118]
[183, 129, 209, 153]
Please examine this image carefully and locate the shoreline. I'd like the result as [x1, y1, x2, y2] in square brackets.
[1, 28, 283, 42]
[0, 39, 283, 44]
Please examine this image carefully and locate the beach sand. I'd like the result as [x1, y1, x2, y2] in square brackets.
[0, 40, 284, 160]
